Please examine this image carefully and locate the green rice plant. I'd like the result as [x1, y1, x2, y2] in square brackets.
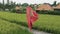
[0, 11, 27, 26]
[0, 11, 60, 34]
[0, 19, 32, 34]
[33, 14, 60, 34]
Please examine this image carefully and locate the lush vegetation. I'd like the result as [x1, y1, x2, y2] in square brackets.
[0, 11, 27, 26]
[0, 19, 32, 34]
[0, 11, 60, 34]
[33, 14, 60, 34]
[36, 10, 60, 15]
[0, 0, 60, 34]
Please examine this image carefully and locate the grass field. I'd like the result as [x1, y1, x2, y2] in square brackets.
[33, 14, 60, 34]
[0, 11, 60, 34]
[0, 19, 32, 34]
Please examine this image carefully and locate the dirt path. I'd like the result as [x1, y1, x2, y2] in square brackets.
[32, 29, 51, 34]
[21, 26, 51, 34]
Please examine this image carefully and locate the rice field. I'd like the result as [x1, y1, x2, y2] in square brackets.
[0, 11, 60, 34]
[0, 19, 32, 34]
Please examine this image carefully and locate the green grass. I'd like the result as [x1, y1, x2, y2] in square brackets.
[0, 19, 32, 34]
[0, 11, 60, 34]
[33, 14, 60, 34]
[0, 11, 27, 26]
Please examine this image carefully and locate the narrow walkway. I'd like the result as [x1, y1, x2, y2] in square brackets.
[32, 29, 51, 34]
[21, 26, 51, 34]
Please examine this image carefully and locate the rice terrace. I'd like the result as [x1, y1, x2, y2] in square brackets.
[0, 0, 60, 34]
[0, 11, 60, 34]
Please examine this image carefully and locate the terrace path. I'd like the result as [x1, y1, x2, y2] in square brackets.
[32, 29, 51, 34]
[21, 26, 51, 34]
